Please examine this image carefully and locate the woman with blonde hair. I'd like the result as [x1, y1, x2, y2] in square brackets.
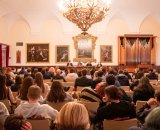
[55, 102, 90, 130]
[34, 72, 50, 98]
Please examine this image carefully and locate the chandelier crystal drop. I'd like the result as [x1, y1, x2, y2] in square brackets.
[59, 0, 111, 34]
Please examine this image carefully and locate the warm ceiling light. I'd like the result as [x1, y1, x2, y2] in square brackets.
[59, 0, 111, 34]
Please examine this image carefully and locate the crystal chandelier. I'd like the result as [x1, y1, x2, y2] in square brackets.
[59, 0, 111, 34]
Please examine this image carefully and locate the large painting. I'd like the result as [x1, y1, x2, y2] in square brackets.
[73, 33, 97, 62]
[100, 45, 112, 63]
[56, 45, 69, 63]
[27, 43, 49, 63]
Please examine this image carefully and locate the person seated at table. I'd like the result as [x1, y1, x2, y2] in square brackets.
[77, 61, 83, 66]
[97, 62, 102, 67]
[66, 60, 73, 67]
[146, 68, 158, 80]
[86, 61, 92, 67]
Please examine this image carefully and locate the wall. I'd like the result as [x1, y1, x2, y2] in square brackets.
[0, 0, 160, 66]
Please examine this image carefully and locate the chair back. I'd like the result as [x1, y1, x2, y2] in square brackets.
[103, 118, 138, 130]
[62, 82, 74, 87]
[46, 101, 69, 111]
[28, 119, 50, 130]
[120, 86, 130, 91]
[78, 101, 99, 113]
[136, 101, 147, 112]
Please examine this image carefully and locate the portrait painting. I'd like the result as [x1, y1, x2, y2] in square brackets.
[27, 43, 49, 63]
[78, 38, 92, 58]
[100, 45, 112, 63]
[73, 33, 97, 62]
[56, 45, 69, 63]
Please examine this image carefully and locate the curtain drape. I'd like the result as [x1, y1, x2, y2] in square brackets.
[0, 45, 2, 67]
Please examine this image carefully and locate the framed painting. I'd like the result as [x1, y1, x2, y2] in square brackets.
[26, 43, 49, 63]
[16, 50, 21, 63]
[100, 45, 112, 63]
[73, 33, 97, 62]
[56, 45, 69, 63]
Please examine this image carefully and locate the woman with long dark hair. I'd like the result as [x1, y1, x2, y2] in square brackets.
[133, 76, 155, 104]
[0, 74, 16, 104]
[34, 72, 50, 98]
[47, 81, 73, 103]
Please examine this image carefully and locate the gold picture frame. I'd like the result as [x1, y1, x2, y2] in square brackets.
[100, 45, 112, 63]
[26, 43, 49, 63]
[73, 33, 97, 62]
[56, 45, 69, 63]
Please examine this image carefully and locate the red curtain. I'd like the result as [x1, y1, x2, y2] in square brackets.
[6, 45, 9, 67]
[0, 45, 2, 67]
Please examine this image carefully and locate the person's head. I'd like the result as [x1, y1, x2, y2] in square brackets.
[20, 77, 34, 100]
[97, 71, 103, 77]
[27, 85, 41, 101]
[15, 75, 22, 84]
[47, 81, 66, 103]
[81, 69, 87, 76]
[154, 90, 160, 104]
[104, 85, 122, 102]
[34, 72, 44, 93]
[139, 76, 150, 85]
[56, 69, 62, 75]
[4, 114, 32, 130]
[106, 74, 116, 85]
[1, 67, 7, 74]
[56, 102, 90, 130]
[95, 82, 106, 97]
[145, 107, 160, 130]
[118, 69, 124, 74]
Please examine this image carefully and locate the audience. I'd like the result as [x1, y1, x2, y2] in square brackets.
[55, 102, 90, 130]
[129, 90, 160, 130]
[46, 81, 73, 103]
[74, 69, 93, 90]
[52, 69, 66, 82]
[11, 75, 22, 92]
[15, 85, 58, 119]
[34, 72, 50, 98]
[0, 74, 16, 104]
[79, 82, 106, 102]
[146, 68, 158, 80]
[65, 69, 78, 82]
[4, 114, 32, 130]
[18, 76, 34, 101]
[93, 85, 136, 124]
[133, 76, 155, 104]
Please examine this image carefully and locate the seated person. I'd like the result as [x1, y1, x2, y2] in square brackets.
[146, 68, 158, 80]
[46, 81, 73, 103]
[129, 90, 160, 130]
[65, 69, 78, 82]
[79, 82, 106, 102]
[52, 69, 66, 82]
[97, 62, 102, 67]
[0, 102, 9, 126]
[77, 61, 83, 66]
[74, 69, 94, 90]
[4, 114, 32, 130]
[15, 85, 58, 120]
[66, 60, 73, 67]
[133, 76, 155, 104]
[93, 85, 136, 124]
[86, 61, 92, 67]
[55, 102, 90, 130]
[116, 69, 130, 86]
